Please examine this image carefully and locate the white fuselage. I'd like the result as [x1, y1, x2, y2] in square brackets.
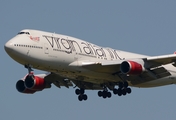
[4, 29, 176, 88]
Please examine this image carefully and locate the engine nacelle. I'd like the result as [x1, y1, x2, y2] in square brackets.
[24, 74, 45, 90]
[120, 61, 144, 75]
[16, 80, 36, 94]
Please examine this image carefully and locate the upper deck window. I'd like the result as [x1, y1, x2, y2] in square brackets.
[17, 32, 30, 35]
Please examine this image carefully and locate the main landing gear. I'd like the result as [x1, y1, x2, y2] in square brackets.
[97, 81, 132, 99]
[98, 86, 112, 99]
[113, 81, 131, 96]
[75, 81, 132, 101]
[75, 88, 88, 101]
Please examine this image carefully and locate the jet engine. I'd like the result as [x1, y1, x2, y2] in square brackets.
[24, 74, 45, 90]
[120, 60, 144, 75]
[16, 80, 36, 94]
[16, 73, 50, 94]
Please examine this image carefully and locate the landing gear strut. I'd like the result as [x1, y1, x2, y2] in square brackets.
[24, 64, 33, 74]
[75, 88, 88, 101]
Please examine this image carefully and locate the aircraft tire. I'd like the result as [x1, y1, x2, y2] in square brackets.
[113, 89, 118, 94]
[83, 94, 88, 100]
[122, 89, 127, 95]
[75, 89, 80, 95]
[80, 88, 85, 94]
[117, 88, 122, 96]
[107, 92, 112, 98]
[98, 91, 103, 97]
[102, 91, 107, 99]
[78, 95, 83, 101]
[126, 88, 131, 94]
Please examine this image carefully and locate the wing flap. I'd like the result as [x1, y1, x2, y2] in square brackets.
[150, 67, 171, 78]
[126, 66, 171, 85]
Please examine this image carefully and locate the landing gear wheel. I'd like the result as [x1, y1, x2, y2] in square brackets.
[75, 89, 80, 95]
[113, 89, 118, 94]
[126, 87, 131, 94]
[78, 95, 83, 101]
[80, 88, 85, 94]
[98, 91, 103, 97]
[83, 94, 88, 100]
[122, 89, 127, 95]
[117, 88, 122, 96]
[103, 94, 107, 99]
[107, 92, 112, 98]
[102, 91, 107, 99]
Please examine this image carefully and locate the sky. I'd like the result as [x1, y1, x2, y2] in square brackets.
[1, 0, 176, 120]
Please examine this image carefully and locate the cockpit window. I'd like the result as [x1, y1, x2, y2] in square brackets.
[17, 32, 30, 35]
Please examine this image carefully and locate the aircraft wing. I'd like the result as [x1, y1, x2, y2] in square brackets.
[145, 54, 176, 67]
[76, 54, 176, 72]
[83, 61, 121, 73]
[47, 54, 176, 88]
[44, 73, 73, 88]
[69, 54, 176, 84]
[44, 73, 105, 90]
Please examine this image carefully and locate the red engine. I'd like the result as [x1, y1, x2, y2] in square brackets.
[16, 80, 36, 94]
[120, 61, 144, 75]
[24, 74, 45, 90]
[16, 73, 46, 94]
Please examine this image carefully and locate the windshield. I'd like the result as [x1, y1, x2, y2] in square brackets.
[17, 32, 30, 35]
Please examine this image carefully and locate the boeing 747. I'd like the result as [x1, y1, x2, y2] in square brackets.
[4, 29, 176, 101]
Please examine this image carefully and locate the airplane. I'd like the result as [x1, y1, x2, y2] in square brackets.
[4, 29, 176, 101]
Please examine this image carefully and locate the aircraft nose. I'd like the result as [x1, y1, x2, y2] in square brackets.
[4, 41, 13, 54]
